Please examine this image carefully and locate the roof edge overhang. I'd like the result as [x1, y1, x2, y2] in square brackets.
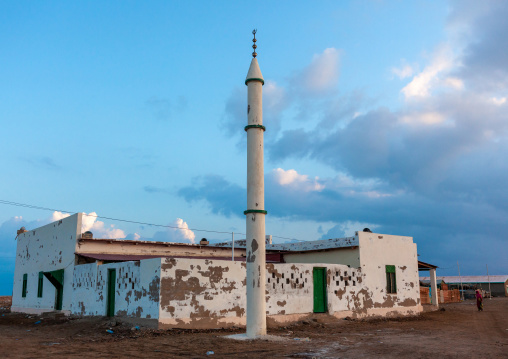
[418, 260, 438, 271]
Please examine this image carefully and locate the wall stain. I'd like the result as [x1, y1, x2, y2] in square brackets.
[125, 290, 132, 305]
[160, 273, 206, 311]
[397, 298, 417, 307]
[148, 276, 160, 302]
[161, 258, 177, 270]
[135, 306, 143, 317]
[199, 266, 228, 284]
[78, 301, 86, 315]
[220, 282, 236, 293]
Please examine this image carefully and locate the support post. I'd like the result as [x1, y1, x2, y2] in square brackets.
[430, 268, 439, 308]
[457, 261, 464, 301]
[487, 264, 491, 300]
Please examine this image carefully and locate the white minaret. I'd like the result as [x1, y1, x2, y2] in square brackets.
[244, 29, 267, 338]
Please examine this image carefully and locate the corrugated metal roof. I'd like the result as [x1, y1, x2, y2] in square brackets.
[419, 275, 508, 284]
[215, 237, 359, 252]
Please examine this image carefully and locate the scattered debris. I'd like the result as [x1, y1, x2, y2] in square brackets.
[34, 321, 41, 324]
[106, 329, 114, 334]
[206, 351, 214, 355]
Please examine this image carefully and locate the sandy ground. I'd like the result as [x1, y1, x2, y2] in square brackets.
[1, 296, 507, 358]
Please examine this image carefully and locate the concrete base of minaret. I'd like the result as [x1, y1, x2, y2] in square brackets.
[224, 333, 290, 342]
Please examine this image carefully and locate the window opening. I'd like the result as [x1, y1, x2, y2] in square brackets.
[386, 265, 397, 294]
[37, 272, 43, 298]
[22, 274, 28, 298]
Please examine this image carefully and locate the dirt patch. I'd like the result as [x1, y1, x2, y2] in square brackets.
[0, 297, 507, 358]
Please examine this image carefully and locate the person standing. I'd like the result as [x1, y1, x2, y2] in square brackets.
[475, 289, 483, 311]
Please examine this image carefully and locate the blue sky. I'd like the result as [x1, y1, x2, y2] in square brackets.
[1, 1, 507, 295]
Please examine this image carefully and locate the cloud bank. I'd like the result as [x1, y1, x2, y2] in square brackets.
[188, 2, 508, 275]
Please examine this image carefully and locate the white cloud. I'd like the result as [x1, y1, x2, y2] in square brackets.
[400, 111, 448, 126]
[490, 97, 507, 105]
[172, 218, 195, 243]
[443, 77, 464, 90]
[271, 168, 324, 192]
[363, 191, 392, 199]
[391, 63, 414, 79]
[152, 218, 196, 244]
[401, 46, 461, 99]
[80, 212, 126, 239]
[320, 221, 379, 239]
[264, 80, 287, 113]
[51, 211, 70, 222]
[296, 48, 341, 94]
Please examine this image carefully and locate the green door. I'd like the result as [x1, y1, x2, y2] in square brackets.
[107, 269, 116, 317]
[43, 269, 64, 310]
[313, 267, 327, 313]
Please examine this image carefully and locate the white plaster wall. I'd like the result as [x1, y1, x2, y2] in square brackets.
[267, 263, 366, 317]
[265, 263, 313, 315]
[11, 213, 82, 314]
[72, 263, 102, 315]
[153, 243, 421, 329]
[158, 258, 247, 329]
[267, 260, 417, 320]
[72, 259, 160, 319]
[327, 266, 366, 314]
[357, 231, 422, 315]
[283, 248, 360, 268]
[157, 258, 372, 328]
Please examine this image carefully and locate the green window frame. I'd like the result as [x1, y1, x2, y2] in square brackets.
[386, 265, 397, 294]
[37, 272, 44, 298]
[22, 273, 28, 298]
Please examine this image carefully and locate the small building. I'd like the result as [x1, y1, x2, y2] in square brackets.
[420, 279, 448, 290]
[420, 275, 508, 297]
[12, 213, 424, 328]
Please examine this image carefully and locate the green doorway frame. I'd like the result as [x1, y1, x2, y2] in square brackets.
[107, 269, 116, 317]
[313, 267, 327, 313]
[43, 269, 64, 311]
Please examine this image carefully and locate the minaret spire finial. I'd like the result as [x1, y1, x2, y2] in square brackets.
[252, 29, 257, 58]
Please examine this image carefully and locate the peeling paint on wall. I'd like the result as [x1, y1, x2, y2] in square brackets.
[71, 258, 160, 319]
[15, 221, 422, 328]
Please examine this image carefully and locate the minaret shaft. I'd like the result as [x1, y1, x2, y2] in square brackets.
[247, 81, 265, 210]
[245, 56, 267, 337]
